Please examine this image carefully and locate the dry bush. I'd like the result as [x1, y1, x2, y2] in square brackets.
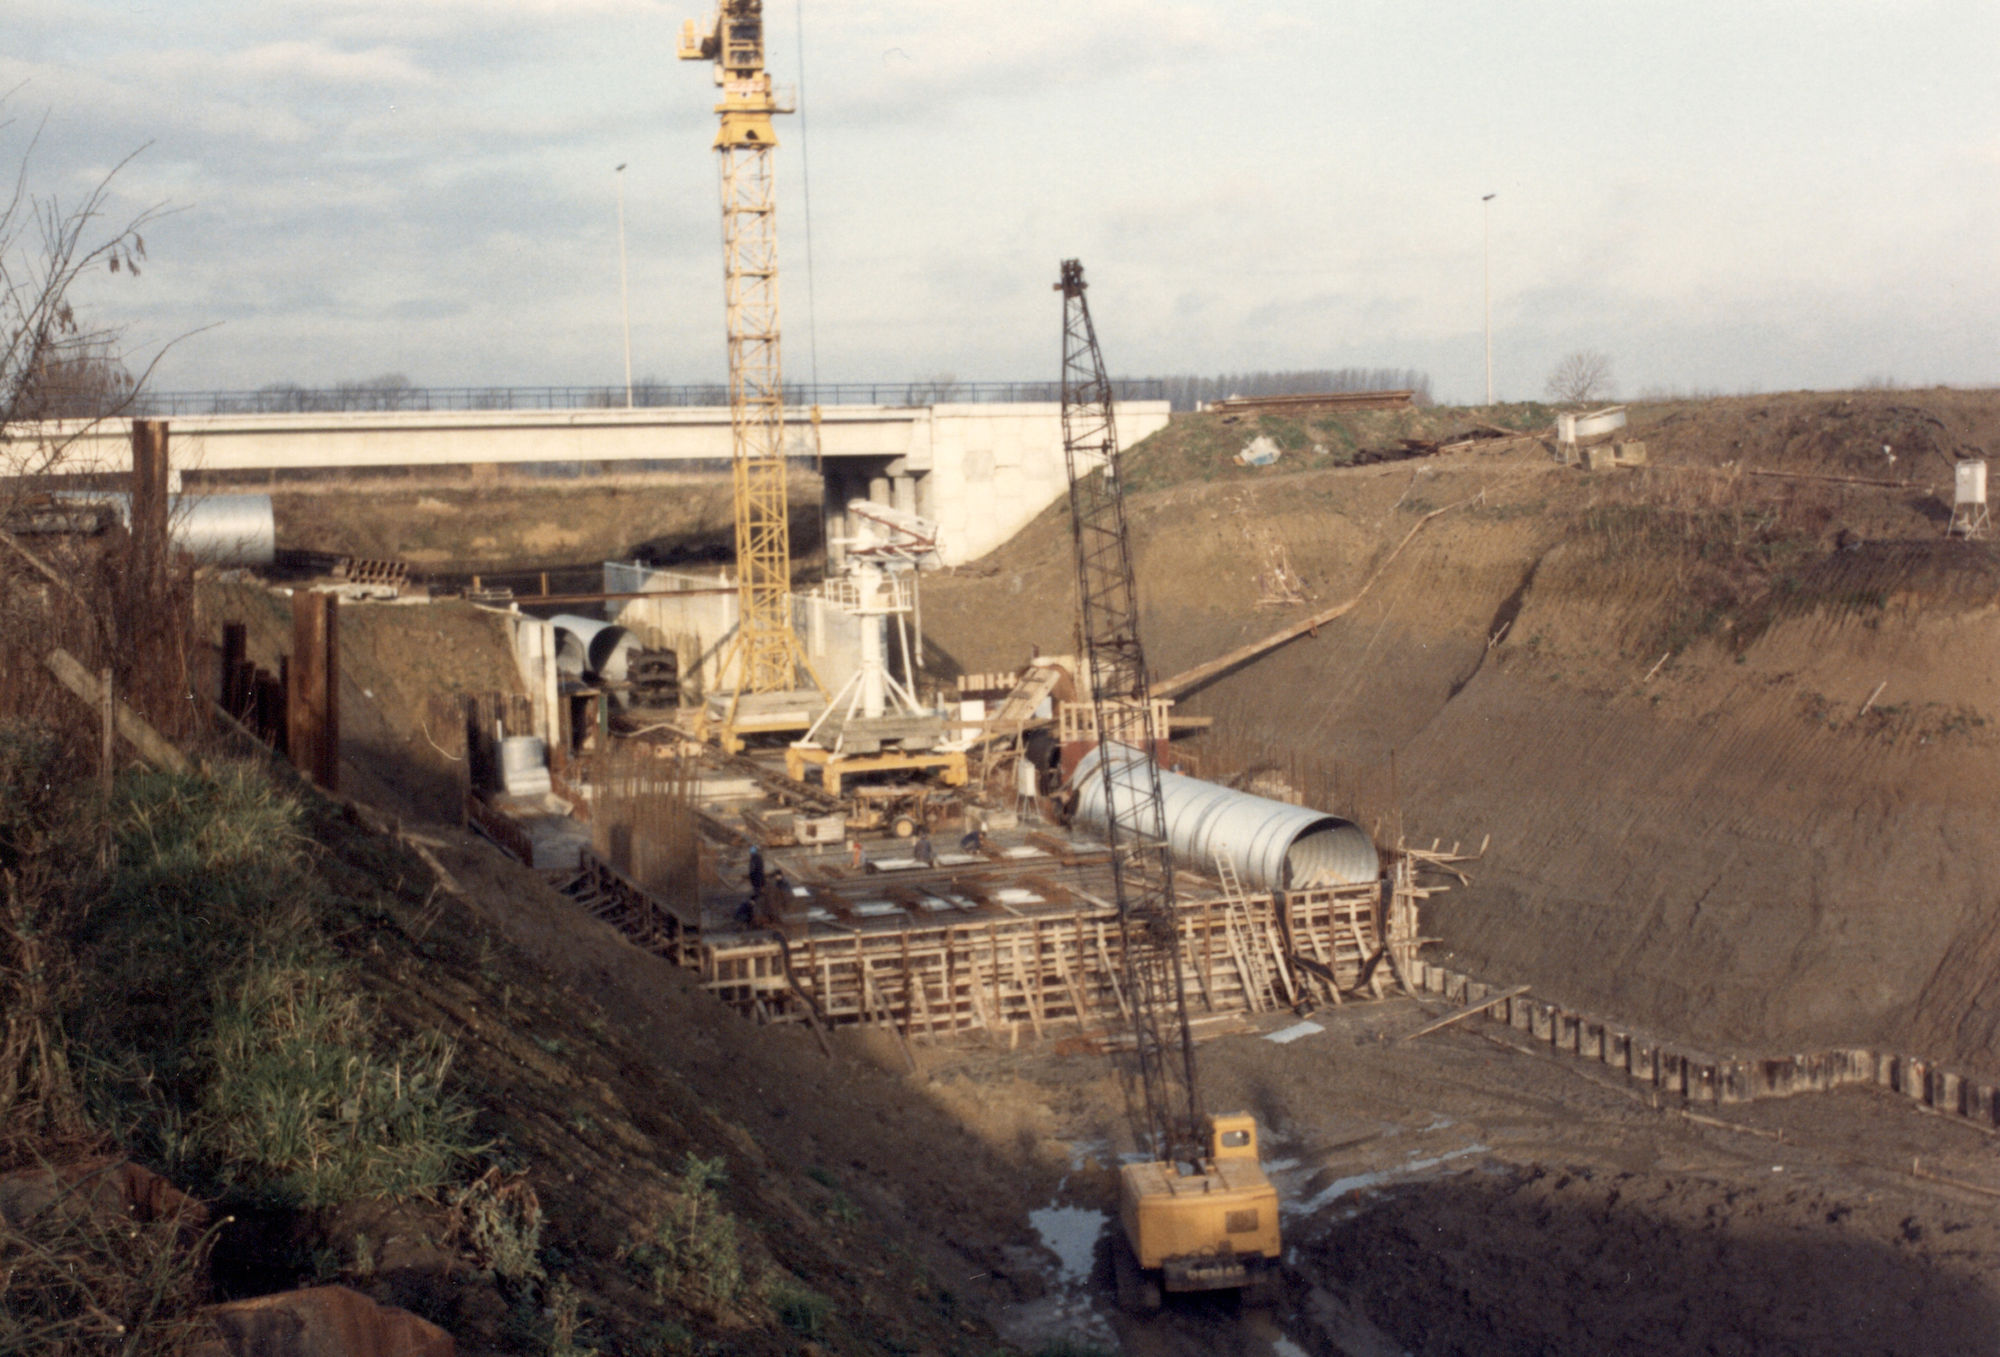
[0, 726, 104, 1165]
[0, 107, 191, 751]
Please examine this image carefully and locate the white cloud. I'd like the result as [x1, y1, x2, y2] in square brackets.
[219, 39, 429, 87]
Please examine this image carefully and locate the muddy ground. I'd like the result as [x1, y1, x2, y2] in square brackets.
[389, 796, 2000, 1357]
[961, 999, 2000, 1356]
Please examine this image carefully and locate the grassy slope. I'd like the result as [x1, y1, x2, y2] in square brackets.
[6, 735, 1054, 1355]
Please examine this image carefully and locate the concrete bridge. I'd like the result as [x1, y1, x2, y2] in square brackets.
[15, 401, 1170, 567]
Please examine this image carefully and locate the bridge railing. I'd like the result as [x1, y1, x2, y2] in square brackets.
[130, 379, 1167, 417]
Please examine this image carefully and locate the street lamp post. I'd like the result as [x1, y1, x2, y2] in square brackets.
[1482, 192, 1496, 406]
[616, 163, 634, 409]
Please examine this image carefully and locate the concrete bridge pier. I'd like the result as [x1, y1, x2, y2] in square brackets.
[824, 457, 930, 572]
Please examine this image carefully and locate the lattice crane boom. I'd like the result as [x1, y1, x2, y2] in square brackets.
[1057, 259, 1204, 1166]
[679, 3, 818, 704]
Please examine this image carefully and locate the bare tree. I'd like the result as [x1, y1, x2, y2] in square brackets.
[1, 121, 160, 472]
[0, 109, 187, 739]
[1545, 350, 1615, 404]
[0, 114, 174, 1154]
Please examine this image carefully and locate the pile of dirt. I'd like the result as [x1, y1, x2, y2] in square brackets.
[198, 580, 524, 819]
[133, 761, 1067, 1355]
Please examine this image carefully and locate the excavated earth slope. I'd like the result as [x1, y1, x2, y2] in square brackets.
[923, 389, 2000, 1073]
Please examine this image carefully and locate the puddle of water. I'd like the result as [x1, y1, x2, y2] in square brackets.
[1266, 1019, 1325, 1044]
[1003, 1185, 1116, 1353]
[1029, 1204, 1107, 1286]
[1295, 1143, 1489, 1216]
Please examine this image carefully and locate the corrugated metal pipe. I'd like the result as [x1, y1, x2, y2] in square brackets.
[551, 614, 637, 683]
[43, 491, 275, 565]
[1071, 744, 1378, 892]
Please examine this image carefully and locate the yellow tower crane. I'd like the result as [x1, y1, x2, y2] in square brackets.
[679, 2, 824, 751]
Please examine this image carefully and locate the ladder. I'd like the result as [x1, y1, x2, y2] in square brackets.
[1214, 848, 1276, 1013]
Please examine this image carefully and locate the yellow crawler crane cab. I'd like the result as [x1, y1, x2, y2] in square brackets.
[1114, 1111, 1282, 1312]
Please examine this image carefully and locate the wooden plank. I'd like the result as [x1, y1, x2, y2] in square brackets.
[44, 649, 189, 772]
[1009, 935, 1045, 1039]
[287, 590, 339, 790]
[1257, 899, 1298, 1006]
[1222, 909, 1263, 1013]
[1401, 984, 1532, 1042]
[1095, 922, 1131, 1023]
[1053, 927, 1092, 1024]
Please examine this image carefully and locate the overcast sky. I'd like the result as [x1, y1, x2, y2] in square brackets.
[10, 0, 1997, 403]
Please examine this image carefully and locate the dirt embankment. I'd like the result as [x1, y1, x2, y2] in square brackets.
[268, 472, 823, 578]
[923, 389, 2000, 1073]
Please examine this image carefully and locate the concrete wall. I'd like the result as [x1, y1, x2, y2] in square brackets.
[603, 563, 873, 701]
[820, 401, 1169, 565]
[18, 400, 1171, 569]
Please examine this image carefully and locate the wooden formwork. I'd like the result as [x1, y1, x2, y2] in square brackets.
[701, 890, 1315, 1037]
[555, 843, 1423, 1038]
[1279, 883, 1386, 998]
[556, 852, 703, 967]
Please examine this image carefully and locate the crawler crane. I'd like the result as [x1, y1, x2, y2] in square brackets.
[678, 2, 825, 751]
[1056, 260, 1281, 1310]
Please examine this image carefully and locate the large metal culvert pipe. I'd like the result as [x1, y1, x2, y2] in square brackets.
[1072, 745, 1378, 892]
[45, 491, 276, 566]
[550, 614, 638, 683]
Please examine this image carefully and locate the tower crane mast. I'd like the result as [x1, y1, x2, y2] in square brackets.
[679, 2, 820, 743]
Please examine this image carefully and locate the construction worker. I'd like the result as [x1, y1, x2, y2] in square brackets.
[762, 867, 790, 923]
[848, 837, 865, 870]
[913, 829, 935, 868]
[747, 844, 766, 896]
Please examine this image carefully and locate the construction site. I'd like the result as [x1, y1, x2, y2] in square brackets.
[8, 6, 2000, 1357]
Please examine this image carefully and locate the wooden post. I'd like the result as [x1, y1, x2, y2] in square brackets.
[98, 666, 115, 796]
[288, 590, 340, 790]
[220, 623, 247, 716]
[129, 419, 169, 579]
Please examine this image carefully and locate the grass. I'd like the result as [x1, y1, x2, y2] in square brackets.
[0, 1163, 222, 1357]
[0, 756, 478, 1209]
[766, 1277, 833, 1338]
[621, 1153, 745, 1313]
[197, 954, 475, 1206]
